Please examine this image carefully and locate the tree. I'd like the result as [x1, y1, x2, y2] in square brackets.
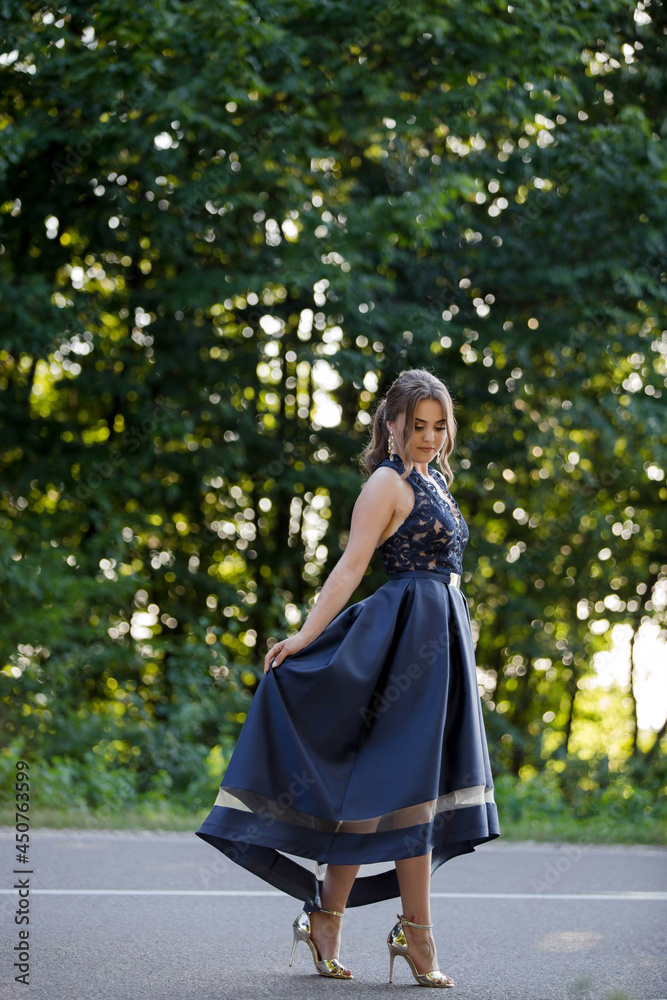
[1, 0, 665, 811]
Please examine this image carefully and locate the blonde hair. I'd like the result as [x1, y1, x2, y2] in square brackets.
[358, 369, 458, 486]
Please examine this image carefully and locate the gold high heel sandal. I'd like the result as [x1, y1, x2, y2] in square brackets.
[289, 907, 354, 979]
[387, 913, 454, 987]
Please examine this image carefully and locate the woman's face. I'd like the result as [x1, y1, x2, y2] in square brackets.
[390, 398, 447, 463]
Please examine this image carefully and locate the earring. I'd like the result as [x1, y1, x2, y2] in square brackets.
[387, 430, 395, 460]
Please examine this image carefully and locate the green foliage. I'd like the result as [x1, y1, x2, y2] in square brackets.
[494, 751, 667, 843]
[0, 0, 665, 827]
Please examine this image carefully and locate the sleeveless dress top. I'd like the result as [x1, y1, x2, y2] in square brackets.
[375, 455, 469, 577]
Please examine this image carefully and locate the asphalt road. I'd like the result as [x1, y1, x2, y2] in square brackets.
[0, 829, 665, 1000]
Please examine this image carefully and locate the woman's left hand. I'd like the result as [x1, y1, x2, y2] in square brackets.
[263, 631, 311, 673]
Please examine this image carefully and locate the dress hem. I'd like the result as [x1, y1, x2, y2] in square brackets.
[194, 826, 500, 910]
[195, 797, 500, 910]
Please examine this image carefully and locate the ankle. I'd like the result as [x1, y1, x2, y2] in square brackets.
[401, 913, 432, 927]
[405, 925, 434, 939]
[317, 906, 345, 918]
[310, 910, 343, 935]
[403, 924, 435, 949]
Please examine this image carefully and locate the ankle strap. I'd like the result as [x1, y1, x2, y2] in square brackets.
[398, 912, 432, 928]
[319, 906, 345, 918]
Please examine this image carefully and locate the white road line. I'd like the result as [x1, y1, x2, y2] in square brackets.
[1, 889, 665, 900]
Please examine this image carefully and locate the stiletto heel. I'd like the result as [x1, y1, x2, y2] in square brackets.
[386, 913, 454, 987]
[288, 906, 354, 978]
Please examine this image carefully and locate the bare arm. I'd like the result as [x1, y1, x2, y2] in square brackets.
[263, 468, 399, 671]
[299, 469, 401, 641]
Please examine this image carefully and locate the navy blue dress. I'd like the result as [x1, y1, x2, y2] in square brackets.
[195, 454, 500, 910]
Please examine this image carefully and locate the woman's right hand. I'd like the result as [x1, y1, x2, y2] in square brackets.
[263, 631, 310, 674]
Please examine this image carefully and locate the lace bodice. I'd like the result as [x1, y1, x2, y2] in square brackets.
[375, 455, 469, 576]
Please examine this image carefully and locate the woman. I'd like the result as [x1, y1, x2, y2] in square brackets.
[196, 368, 500, 986]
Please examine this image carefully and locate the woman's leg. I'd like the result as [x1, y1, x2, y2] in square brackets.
[396, 850, 450, 980]
[309, 863, 360, 963]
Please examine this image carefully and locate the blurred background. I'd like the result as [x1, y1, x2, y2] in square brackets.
[0, 0, 665, 842]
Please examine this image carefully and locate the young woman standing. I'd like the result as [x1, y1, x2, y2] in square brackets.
[196, 368, 500, 986]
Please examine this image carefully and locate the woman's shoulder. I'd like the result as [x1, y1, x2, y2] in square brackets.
[374, 456, 406, 473]
[362, 458, 415, 498]
[361, 457, 409, 491]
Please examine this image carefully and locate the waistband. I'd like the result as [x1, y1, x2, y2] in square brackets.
[385, 569, 461, 588]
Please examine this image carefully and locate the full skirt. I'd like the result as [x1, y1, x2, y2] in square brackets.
[195, 568, 500, 910]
